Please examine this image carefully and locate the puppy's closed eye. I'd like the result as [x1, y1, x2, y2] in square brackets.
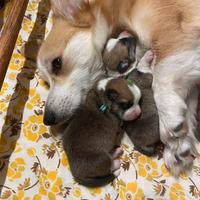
[117, 59, 130, 74]
[106, 89, 119, 101]
[52, 57, 62, 74]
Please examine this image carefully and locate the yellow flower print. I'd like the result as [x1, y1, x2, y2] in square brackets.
[7, 158, 26, 181]
[119, 182, 144, 200]
[26, 93, 41, 110]
[160, 164, 171, 177]
[33, 194, 42, 200]
[138, 155, 159, 181]
[23, 115, 47, 142]
[0, 82, 9, 95]
[38, 171, 63, 199]
[8, 72, 17, 80]
[160, 164, 188, 179]
[38, 79, 49, 90]
[12, 190, 30, 200]
[0, 101, 8, 114]
[29, 88, 36, 97]
[88, 187, 102, 196]
[27, 147, 36, 157]
[27, 1, 38, 11]
[73, 187, 82, 198]
[12, 142, 23, 153]
[61, 151, 69, 167]
[22, 17, 35, 33]
[9, 53, 25, 71]
[169, 183, 185, 200]
[16, 35, 23, 46]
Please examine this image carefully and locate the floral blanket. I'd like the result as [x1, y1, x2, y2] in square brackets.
[0, 0, 200, 199]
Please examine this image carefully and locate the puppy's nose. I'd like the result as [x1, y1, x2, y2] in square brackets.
[43, 110, 56, 125]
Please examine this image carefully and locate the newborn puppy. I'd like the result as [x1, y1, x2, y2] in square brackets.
[124, 51, 160, 156]
[103, 32, 160, 156]
[103, 31, 146, 77]
[62, 77, 141, 187]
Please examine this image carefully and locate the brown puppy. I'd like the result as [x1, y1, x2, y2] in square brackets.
[103, 33, 160, 156]
[62, 77, 141, 187]
[124, 51, 160, 156]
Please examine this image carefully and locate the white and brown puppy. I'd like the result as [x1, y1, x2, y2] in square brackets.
[103, 31, 146, 77]
[38, 0, 200, 175]
[62, 77, 141, 187]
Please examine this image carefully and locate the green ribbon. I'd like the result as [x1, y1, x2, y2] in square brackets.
[99, 104, 109, 113]
[123, 75, 134, 85]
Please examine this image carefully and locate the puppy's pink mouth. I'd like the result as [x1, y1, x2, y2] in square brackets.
[118, 31, 132, 39]
[123, 105, 141, 121]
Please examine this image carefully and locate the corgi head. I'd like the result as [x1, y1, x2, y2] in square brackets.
[37, 0, 112, 125]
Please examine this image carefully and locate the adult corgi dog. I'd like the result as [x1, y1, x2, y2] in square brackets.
[37, 0, 200, 175]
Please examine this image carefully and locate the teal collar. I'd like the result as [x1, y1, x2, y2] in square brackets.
[99, 104, 109, 113]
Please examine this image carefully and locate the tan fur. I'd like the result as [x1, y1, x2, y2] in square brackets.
[40, 0, 200, 77]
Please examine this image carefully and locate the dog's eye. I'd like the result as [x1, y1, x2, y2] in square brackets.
[52, 57, 62, 74]
[117, 59, 130, 74]
[119, 101, 133, 110]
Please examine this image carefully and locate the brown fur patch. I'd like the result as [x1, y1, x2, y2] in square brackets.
[103, 42, 129, 70]
[106, 78, 134, 102]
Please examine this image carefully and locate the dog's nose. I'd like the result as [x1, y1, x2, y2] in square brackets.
[43, 110, 56, 125]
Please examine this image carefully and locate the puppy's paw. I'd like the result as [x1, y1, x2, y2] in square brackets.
[111, 147, 124, 159]
[111, 159, 121, 177]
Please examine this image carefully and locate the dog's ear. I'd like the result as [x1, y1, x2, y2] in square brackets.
[51, 0, 83, 19]
[51, 0, 93, 27]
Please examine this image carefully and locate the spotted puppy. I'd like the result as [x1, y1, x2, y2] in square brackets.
[62, 77, 141, 187]
[103, 32, 160, 156]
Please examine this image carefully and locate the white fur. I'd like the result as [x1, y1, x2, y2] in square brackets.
[37, 59, 53, 86]
[106, 38, 119, 53]
[94, 10, 112, 51]
[97, 77, 113, 91]
[128, 84, 141, 104]
[152, 45, 200, 175]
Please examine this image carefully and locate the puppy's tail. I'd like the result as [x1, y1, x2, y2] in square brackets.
[77, 174, 116, 188]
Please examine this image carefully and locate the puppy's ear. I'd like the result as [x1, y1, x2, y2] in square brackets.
[51, 0, 93, 27]
[105, 89, 119, 101]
